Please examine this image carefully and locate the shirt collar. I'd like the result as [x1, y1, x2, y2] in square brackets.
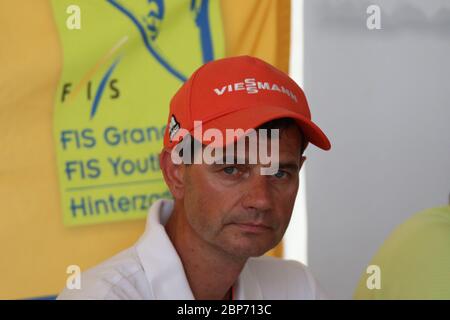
[235, 260, 264, 299]
[136, 199, 194, 299]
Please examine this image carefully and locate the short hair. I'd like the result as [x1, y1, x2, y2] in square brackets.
[256, 117, 307, 154]
[177, 117, 306, 163]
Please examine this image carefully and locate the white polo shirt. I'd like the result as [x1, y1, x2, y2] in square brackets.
[57, 199, 327, 300]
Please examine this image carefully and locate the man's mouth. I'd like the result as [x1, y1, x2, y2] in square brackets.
[230, 222, 272, 233]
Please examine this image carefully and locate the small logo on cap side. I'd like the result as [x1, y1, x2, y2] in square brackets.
[169, 115, 181, 142]
[213, 78, 298, 102]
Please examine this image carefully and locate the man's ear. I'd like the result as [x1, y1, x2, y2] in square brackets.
[299, 156, 307, 170]
[159, 149, 186, 199]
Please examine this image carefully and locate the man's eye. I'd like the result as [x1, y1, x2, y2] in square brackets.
[274, 170, 287, 179]
[223, 167, 238, 175]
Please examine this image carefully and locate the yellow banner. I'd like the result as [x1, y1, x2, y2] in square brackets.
[51, 0, 225, 226]
[0, 0, 290, 299]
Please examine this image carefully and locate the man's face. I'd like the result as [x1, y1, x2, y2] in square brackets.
[181, 125, 304, 259]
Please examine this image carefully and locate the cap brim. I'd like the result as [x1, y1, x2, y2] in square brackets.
[194, 105, 331, 151]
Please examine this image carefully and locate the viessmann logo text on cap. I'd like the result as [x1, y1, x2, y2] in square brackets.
[213, 78, 298, 102]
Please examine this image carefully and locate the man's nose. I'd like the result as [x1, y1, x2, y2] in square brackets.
[241, 174, 273, 212]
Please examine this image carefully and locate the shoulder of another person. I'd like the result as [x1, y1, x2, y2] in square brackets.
[246, 256, 325, 299]
[57, 246, 149, 300]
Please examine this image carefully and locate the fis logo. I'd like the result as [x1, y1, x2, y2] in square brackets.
[214, 78, 298, 103]
[60, 58, 122, 120]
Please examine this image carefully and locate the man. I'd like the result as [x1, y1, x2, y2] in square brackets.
[57, 55, 331, 300]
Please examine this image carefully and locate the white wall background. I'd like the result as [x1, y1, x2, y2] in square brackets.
[284, 0, 308, 266]
[297, 0, 450, 299]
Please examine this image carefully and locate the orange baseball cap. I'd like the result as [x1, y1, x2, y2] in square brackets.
[163, 55, 331, 151]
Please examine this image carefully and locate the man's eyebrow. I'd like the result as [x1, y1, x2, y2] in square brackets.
[217, 156, 300, 170]
[221, 155, 247, 164]
[278, 161, 300, 171]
